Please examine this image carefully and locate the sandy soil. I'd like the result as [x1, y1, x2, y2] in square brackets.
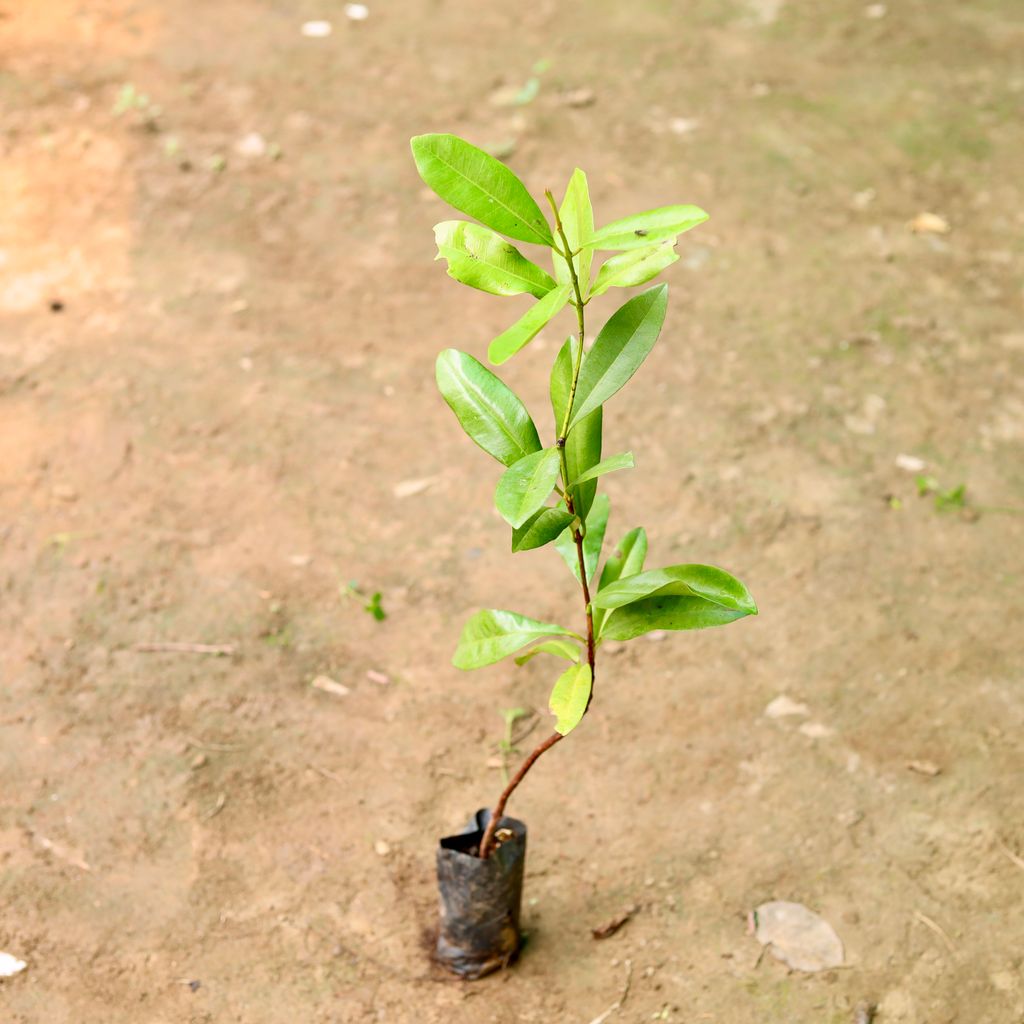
[1, 1, 1023, 1021]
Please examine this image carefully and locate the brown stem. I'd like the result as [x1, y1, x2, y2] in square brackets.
[478, 731, 563, 858]
[477, 188, 599, 861]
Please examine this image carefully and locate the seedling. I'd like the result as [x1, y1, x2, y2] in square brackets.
[342, 581, 387, 621]
[411, 133, 757, 864]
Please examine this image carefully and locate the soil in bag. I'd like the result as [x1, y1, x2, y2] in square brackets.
[435, 808, 527, 979]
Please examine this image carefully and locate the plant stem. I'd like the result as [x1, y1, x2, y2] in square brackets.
[478, 192, 597, 860]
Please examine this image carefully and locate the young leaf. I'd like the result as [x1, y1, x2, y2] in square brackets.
[550, 336, 602, 519]
[596, 528, 648, 592]
[572, 451, 635, 486]
[453, 609, 576, 670]
[593, 526, 647, 636]
[410, 133, 554, 246]
[548, 661, 592, 735]
[436, 349, 542, 466]
[494, 448, 562, 528]
[589, 241, 679, 297]
[434, 221, 556, 299]
[584, 204, 708, 251]
[488, 284, 571, 364]
[567, 285, 668, 430]
[600, 595, 750, 642]
[551, 169, 594, 294]
[554, 492, 610, 584]
[591, 563, 757, 615]
[512, 507, 575, 552]
[514, 638, 580, 666]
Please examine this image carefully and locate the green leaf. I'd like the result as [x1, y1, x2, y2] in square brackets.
[554, 492, 610, 584]
[596, 563, 756, 643]
[589, 241, 679, 297]
[567, 285, 668, 430]
[511, 507, 575, 552]
[410, 133, 554, 246]
[591, 563, 757, 615]
[488, 284, 571, 364]
[551, 169, 594, 295]
[550, 336, 602, 519]
[494, 448, 562, 528]
[514, 638, 580, 666]
[585, 204, 708, 251]
[600, 595, 750, 642]
[593, 527, 647, 636]
[435, 349, 542, 467]
[453, 609, 576, 670]
[434, 221, 556, 299]
[573, 451, 634, 486]
[548, 662, 592, 736]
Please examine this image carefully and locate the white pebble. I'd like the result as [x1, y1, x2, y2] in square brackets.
[344, 3, 369, 19]
[301, 20, 333, 37]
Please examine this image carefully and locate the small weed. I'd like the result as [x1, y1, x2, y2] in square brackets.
[342, 581, 387, 622]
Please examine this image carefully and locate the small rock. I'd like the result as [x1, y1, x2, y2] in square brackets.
[764, 695, 810, 719]
[909, 211, 950, 235]
[311, 675, 351, 697]
[800, 722, 836, 739]
[393, 476, 438, 499]
[300, 20, 332, 37]
[753, 901, 844, 972]
[374, 839, 390, 856]
[864, 2, 887, 17]
[288, 553, 312, 567]
[668, 117, 699, 136]
[235, 132, 267, 158]
[851, 187, 876, 210]
[561, 87, 596, 108]
[906, 759, 941, 777]
[190, 753, 208, 770]
[365, 669, 390, 686]
[0, 952, 27, 978]
[52, 483, 78, 501]
[895, 453, 926, 472]
[344, 3, 369, 19]
[485, 756, 504, 769]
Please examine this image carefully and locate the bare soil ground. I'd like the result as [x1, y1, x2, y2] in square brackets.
[2, 1, 1023, 1021]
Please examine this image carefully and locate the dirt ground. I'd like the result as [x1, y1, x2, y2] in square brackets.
[2, 1, 1023, 1021]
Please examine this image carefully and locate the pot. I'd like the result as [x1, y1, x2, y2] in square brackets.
[435, 808, 527, 979]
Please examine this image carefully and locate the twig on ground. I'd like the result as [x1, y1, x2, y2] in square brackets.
[592, 905, 639, 940]
[587, 958, 632, 1024]
[186, 735, 245, 752]
[202, 793, 227, 820]
[134, 641, 236, 655]
[29, 830, 91, 871]
[997, 840, 1024, 874]
[914, 910, 956, 953]
[853, 1001, 877, 1024]
[309, 764, 345, 784]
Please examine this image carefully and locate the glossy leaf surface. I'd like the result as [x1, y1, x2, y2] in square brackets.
[567, 285, 668, 429]
[573, 451, 634, 486]
[411, 133, 554, 246]
[494, 448, 562, 528]
[600, 595, 750, 642]
[435, 349, 541, 466]
[590, 241, 679, 297]
[585, 204, 708, 251]
[591, 563, 757, 615]
[511, 507, 575, 552]
[551, 169, 594, 294]
[453, 609, 575, 670]
[514, 638, 580, 666]
[593, 526, 648, 636]
[554, 492, 610, 584]
[548, 662, 592, 736]
[434, 221, 556, 298]
[488, 284, 571, 365]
